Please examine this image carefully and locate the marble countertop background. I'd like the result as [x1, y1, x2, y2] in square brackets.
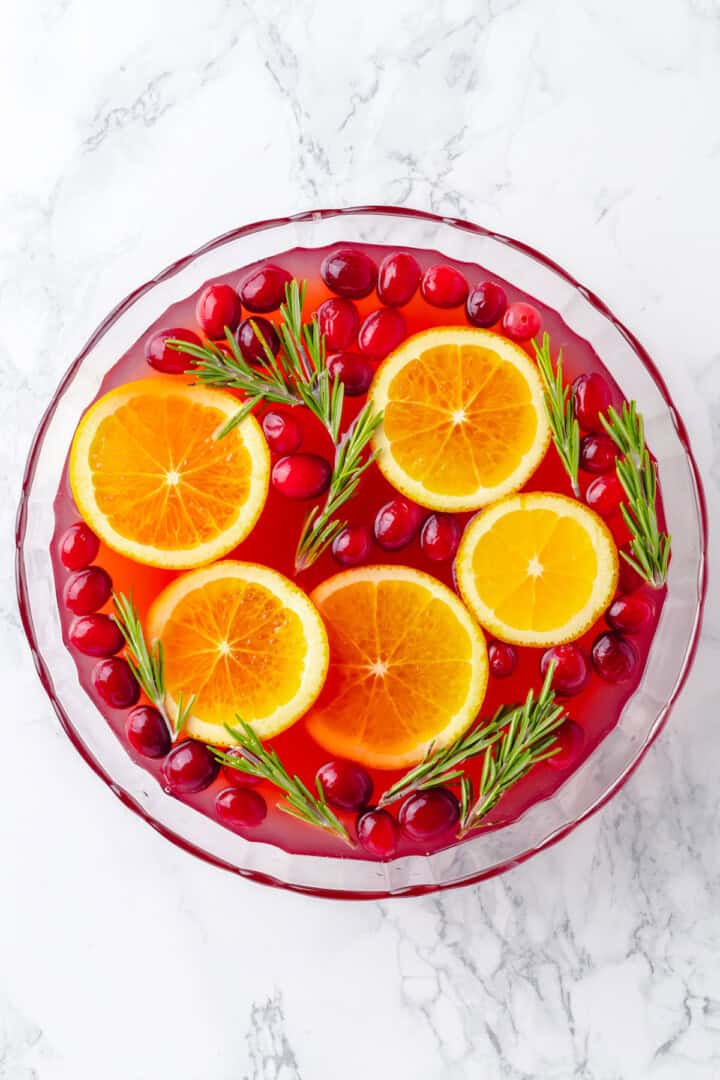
[2, 1, 719, 1077]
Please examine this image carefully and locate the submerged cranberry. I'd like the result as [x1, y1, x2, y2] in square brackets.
[69, 614, 124, 657]
[466, 280, 507, 327]
[619, 556, 647, 594]
[420, 513, 460, 561]
[399, 788, 459, 841]
[540, 644, 589, 695]
[357, 808, 399, 858]
[592, 632, 638, 683]
[64, 566, 112, 615]
[488, 641, 518, 678]
[580, 433, 618, 474]
[607, 592, 654, 633]
[317, 760, 373, 811]
[216, 787, 267, 829]
[358, 308, 406, 360]
[573, 373, 612, 433]
[272, 454, 331, 499]
[502, 302, 541, 342]
[377, 252, 421, 306]
[162, 740, 218, 795]
[196, 283, 242, 339]
[261, 410, 303, 455]
[236, 316, 280, 363]
[238, 265, 291, 313]
[332, 524, 371, 567]
[327, 352, 373, 396]
[222, 748, 261, 786]
[145, 327, 201, 374]
[585, 474, 624, 518]
[316, 298, 360, 351]
[126, 706, 171, 759]
[547, 720, 584, 769]
[59, 522, 99, 570]
[374, 498, 422, 550]
[421, 264, 468, 308]
[321, 248, 377, 299]
[93, 657, 140, 709]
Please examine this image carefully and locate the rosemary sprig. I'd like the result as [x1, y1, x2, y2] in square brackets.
[112, 592, 194, 740]
[599, 402, 671, 588]
[214, 720, 354, 846]
[458, 661, 565, 837]
[532, 333, 580, 497]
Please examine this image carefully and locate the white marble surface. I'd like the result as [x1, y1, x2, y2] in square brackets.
[2, 0, 719, 1076]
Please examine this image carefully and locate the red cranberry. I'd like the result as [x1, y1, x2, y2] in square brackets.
[592, 632, 638, 683]
[502, 302, 542, 342]
[316, 298, 360, 351]
[374, 498, 422, 551]
[421, 264, 468, 308]
[327, 352, 373, 396]
[377, 252, 422, 306]
[222, 748, 262, 787]
[573, 373, 612, 433]
[64, 566, 112, 615]
[69, 614, 124, 657]
[357, 808, 399, 858]
[585, 474, 624, 518]
[420, 513, 461, 561]
[145, 327, 201, 374]
[540, 644, 589, 695]
[196, 283, 242, 339]
[547, 720, 584, 769]
[216, 787, 267, 828]
[580, 433, 618, 474]
[59, 522, 99, 570]
[466, 280, 508, 327]
[126, 706, 171, 759]
[332, 525, 372, 567]
[607, 592, 654, 634]
[321, 248, 377, 299]
[272, 454, 332, 499]
[488, 641, 518, 678]
[399, 788, 459, 841]
[236, 316, 280, 364]
[238, 265, 291, 313]
[162, 740, 218, 795]
[358, 308, 406, 360]
[261, 410, 303, 455]
[316, 760, 373, 811]
[93, 657, 140, 709]
[619, 556, 646, 594]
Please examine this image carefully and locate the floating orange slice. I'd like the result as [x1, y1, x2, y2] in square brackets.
[306, 566, 488, 770]
[456, 493, 618, 646]
[147, 561, 329, 744]
[69, 378, 269, 568]
[368, 327, 550, 510]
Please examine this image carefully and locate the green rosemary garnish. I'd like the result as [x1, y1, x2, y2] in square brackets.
[532, 333, 580, 497]
[215, 720, 353, 846]
[599, 402, 671, 588]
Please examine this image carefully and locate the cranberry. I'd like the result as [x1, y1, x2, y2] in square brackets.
[261, 410, 303, 455]
[607, 592, 654, 634]
[236, 316, 280, 364]
[356, 808, 399, 858]
[592, 632, 639, 683]
[580, 433, 618, 474]
[196, 283, 242, 339]
[145, 327, 201, 374]
[316, 760, 373, 811]
[316, 298, 360, 351]
[358, 308, 406, 360]
[420, 513, 461, 561]
[399, 788, 459, 841]
[585, 474, 624, 518]
[93, 657, 140, 709]
[59, 522, 99, 570]
[540, 644, 589, 695]
[126, 706, 171, 759]
[216, 787, 267, 829]
[573, 373, 612, 433]
[69, 614, 124, 657]
[619, 556, 646, 594]
[466, 280, 508, 327]
[374, 498, 422, 551]
[222, 748, 262, 787]
[547, 720, 584, 770]
[488, 641, 518, 678]
[272, 454, 332, 499]
[162, 740, 219, 795]
[421, 264, 468, 308]
[377, 252, 422, 306]
[238, 265, 291, 313]
[321, 248, 377, 299]
[332, 525, 371, 567]
[502, 302, 542, 342]
[64, 566, 112, 615]
[327, 352, 373, 397]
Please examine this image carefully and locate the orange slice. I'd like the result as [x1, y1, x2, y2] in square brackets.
[368, 327, 550, 510]
[147, 561, 329, 744]
[306, 566, 488, 770]
[456, 493, 618, 646]
[69, 378, 269, 568]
